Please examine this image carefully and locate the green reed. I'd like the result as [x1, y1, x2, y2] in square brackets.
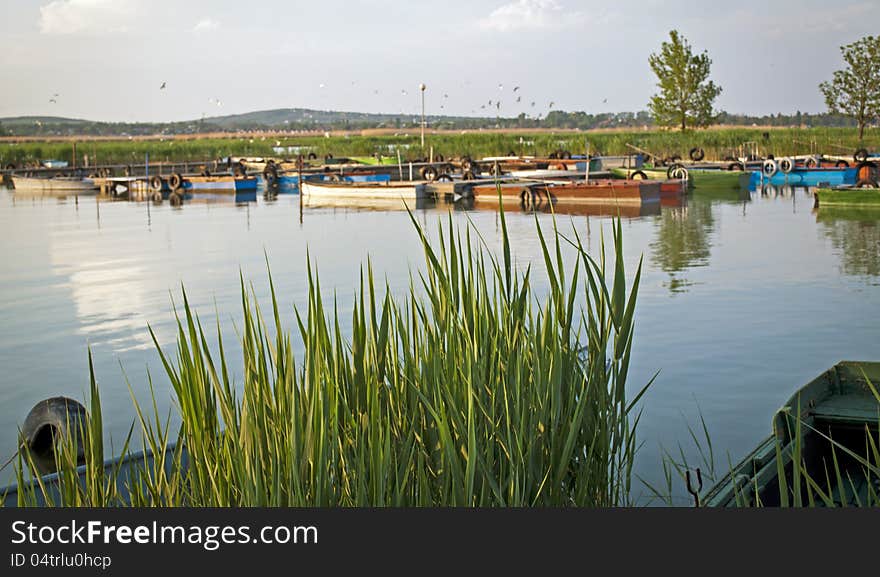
[2, 128, 876, 168]
[9, 204, 649, 507]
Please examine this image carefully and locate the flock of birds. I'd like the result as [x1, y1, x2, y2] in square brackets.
[42, 78, 611, 125]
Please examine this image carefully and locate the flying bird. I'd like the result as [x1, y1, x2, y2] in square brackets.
[488, 99, 492, 106]
[443, 93, 448, 98]
[498, 83, 503, 91]
[49, 97, 57, 104]
[513, 86, 520, 92]
[549, 101, 555, 109]
[516, 96, 521, 103]
[160, 81, 166, 90]
[602, 98, 607, 103]
[530, 101, 535, 107]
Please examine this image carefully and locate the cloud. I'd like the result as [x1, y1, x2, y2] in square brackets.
[193, 18, 219, 33]
[39, 0, 139, 35]
[478, 0, 582, 32]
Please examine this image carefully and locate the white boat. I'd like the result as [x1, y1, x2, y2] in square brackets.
[11, 175, 98, 193]
[301, 179, 428, 200]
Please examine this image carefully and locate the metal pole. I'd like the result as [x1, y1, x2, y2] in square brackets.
[419, 83, 426, 149]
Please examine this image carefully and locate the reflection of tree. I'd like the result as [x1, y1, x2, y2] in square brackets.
[817, 209, 880, 278]
[650, 199, 715, 293]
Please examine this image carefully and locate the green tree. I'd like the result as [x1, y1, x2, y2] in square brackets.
[819, 35, 880, 141]
[648, 30, 722, 131]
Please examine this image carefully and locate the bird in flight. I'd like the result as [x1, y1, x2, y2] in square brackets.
[513, 86, 520, 92]
[516, 96, 521, 103]
[549, 101, 555, 109]
[602, 98, 607, 103]
[530, 101, 535, 107]
[160, 81, 166, 90]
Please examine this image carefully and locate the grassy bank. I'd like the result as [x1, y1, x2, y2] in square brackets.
[2, 127, 876, 168]
[11, 206, 649, 506]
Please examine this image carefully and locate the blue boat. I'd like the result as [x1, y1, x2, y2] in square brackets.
[185, 175, 258, 192]
[748, 167, 857, 189]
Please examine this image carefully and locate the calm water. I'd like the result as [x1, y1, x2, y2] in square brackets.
[1, 184, 879, 504]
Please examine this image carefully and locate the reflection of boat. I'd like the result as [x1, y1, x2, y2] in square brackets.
[11, 175, 98, 193]
[703, 361, 880, 507]
[302, 196, 436, 212]
[814, 205, 880, 222]
[461, 196, 661, 218]
[186, 190, 257, 204]
[301, 180, 428, 200]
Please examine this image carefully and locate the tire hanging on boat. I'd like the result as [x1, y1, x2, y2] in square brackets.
[762, 159, 778, 177]
[666, 163, 685, 179]
[629, 170, 647, 180]
[689, 147, 705, 162]
[169, 173, 183, 190]
[21, 397, 89, 475]
[727, 161, 745, 171]
[778, 157, 794, 174]
[804, 156, 818, 168]
[835, 160, 849, 168]
[149, 175, 163, 191]
[854, 148, 869, 163]
[420, 166, 438, 181]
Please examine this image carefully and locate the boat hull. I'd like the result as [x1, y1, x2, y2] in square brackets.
[11, 176, 98, 193]
[749, 168, 857, 188]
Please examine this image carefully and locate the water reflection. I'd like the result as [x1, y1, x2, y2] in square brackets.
[650, 198, 715, 293]
[816, 206, 880, 278]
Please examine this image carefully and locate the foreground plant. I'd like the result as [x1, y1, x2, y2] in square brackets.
[11, 206, 648, 507]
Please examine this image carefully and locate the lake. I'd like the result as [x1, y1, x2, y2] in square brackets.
[1, 183, 878, 504]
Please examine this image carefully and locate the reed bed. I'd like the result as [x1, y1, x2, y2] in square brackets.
[10, 205, 650, 507]
[2, 128, 876, 168]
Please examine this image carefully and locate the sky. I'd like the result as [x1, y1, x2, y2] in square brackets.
[1, 0, 878, 123]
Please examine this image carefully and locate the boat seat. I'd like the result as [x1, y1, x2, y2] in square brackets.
[810, 395, 880, 427]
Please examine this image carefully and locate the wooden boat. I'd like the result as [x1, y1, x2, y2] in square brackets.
[301, 179, 428, 200]
[611, 166, 745, 189]
[11, 175, 98, 193]
[530, 179, 661, 205]
[703, 361, 880, 507]
[814, 187, 880, 207]
[185, 175, 258, 192]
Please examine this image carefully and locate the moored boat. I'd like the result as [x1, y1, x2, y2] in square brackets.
[814, 187, 880, 207]
[185, 175, 258, 192]
[749, 166, 858, 188]
[11, 175, 98, 193]
[531, 179, 661, 205]
[703, 361, 880, 507]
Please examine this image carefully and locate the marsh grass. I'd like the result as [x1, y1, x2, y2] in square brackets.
[2, 128, 876, 167]
[9, 202, 651, 506]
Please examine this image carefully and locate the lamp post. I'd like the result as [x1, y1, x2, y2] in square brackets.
[419, 83, 426, 149]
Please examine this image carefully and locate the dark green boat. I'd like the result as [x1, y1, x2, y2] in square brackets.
[703, 361, 880, 507]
